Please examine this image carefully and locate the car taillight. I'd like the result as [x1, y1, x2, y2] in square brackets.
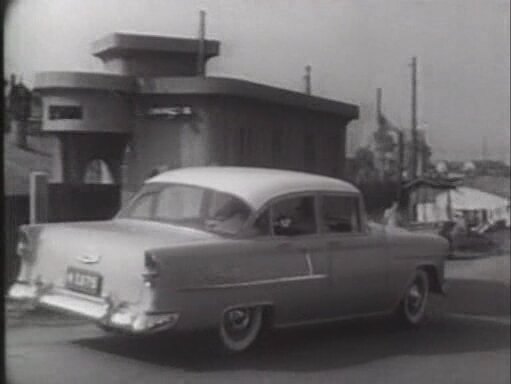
[16, 229, 31, 260]
[142, 252, 160, 286]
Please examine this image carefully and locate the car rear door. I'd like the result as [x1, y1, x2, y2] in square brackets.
[319, 193, 393, 317]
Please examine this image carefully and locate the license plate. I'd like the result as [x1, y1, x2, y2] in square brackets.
[66, 267, 102, 296]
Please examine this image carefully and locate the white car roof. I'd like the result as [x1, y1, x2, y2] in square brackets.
[147, 167, 359, 210]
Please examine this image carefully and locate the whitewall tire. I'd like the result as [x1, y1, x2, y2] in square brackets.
[219, 306, 263, 353]
[398, 269, 430, 327]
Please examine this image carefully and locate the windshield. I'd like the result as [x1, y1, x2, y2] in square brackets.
[118, 183, 252, 236]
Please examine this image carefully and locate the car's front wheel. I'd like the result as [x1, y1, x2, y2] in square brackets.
[219, 306, 263, 353]
[397, 269, 430, 326]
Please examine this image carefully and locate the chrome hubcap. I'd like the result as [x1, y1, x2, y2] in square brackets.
[226, 309, 250, 331]
[407, 283, 425, 314]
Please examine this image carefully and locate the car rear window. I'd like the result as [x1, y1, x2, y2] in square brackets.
[154, 185, 204, 220]
[119, 183, 252, 236]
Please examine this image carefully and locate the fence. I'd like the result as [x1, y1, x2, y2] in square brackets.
[4, 195, 29, 291]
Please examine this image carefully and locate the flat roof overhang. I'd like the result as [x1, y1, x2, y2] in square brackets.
[92, 32, 220, 60]
[34, 71, 137, 92]
[33, 72, 359, 120]
[138, 77, 359, 119]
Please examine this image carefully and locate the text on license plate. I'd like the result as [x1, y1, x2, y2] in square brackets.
[66, 267, 102, 296]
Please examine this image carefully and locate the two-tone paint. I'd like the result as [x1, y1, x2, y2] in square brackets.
[8, 167, 448, 334]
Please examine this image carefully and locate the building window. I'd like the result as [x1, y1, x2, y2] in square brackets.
[48, 105, 83, 120]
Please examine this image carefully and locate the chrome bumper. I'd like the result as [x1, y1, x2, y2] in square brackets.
[8, 282, 179, 334]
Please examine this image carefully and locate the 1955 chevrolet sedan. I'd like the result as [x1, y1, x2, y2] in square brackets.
[9, 167, 449, 352]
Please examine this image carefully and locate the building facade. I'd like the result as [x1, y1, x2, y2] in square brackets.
[34, 32, 359, 195]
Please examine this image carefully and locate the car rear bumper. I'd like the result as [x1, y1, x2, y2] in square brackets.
[8, 281, 180, 334]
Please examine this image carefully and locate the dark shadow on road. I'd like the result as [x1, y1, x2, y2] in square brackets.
[432, 278, 510, 317]
[73, 278, 510, 373]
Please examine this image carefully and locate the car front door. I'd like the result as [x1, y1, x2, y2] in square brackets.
[319, 193, 392, 317]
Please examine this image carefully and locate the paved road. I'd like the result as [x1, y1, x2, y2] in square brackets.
[6, 255, 510, 384]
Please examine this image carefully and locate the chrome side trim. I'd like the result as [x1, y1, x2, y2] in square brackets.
[178, 274, 328, 292]
[394, 254, 437, 261]
[274, 310, 393, 329]
[305, 253, 314, 275]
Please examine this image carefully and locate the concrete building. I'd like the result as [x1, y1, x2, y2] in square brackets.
[34, 32, 359, 196]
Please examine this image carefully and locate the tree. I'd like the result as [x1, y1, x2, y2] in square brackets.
[7, 75, 32, 148]
[353, 146, 379, 184]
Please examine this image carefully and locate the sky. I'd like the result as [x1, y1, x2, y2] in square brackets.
[4, 0, 510, 163]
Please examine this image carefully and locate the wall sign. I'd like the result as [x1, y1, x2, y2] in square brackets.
[139, 106, 193, 119]
[48, 105, 83, 120]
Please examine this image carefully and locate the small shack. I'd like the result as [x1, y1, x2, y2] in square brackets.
[432, 187, 510, 228]
[402, 177, 459, 225]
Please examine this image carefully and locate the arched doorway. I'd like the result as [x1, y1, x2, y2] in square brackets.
[83, 159, 114, 184]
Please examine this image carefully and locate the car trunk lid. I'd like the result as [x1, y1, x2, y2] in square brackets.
[26, 218, 215, 303]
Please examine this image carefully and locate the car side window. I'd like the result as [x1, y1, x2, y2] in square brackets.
[249, 209, 271, 236]
[154, 185, 204, 220]
[271, 196, 317, 236]
[320, 195, 361, 233]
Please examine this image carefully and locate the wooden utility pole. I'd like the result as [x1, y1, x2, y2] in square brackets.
[196, 10, 206, 77]
[411, 56, 418, 180]
[397, 130, 404, 201]
[304, 65, 312, 95]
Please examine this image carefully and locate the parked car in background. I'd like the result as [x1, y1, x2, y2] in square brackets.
[9, 167, 449, 353]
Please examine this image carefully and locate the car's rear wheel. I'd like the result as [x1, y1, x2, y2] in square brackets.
[219, 306, 263, 353]
[397, 269, 430, 327]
